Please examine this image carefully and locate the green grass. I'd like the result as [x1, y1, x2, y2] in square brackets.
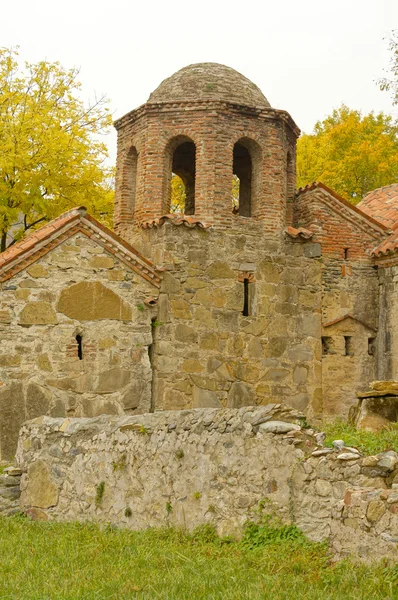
[0, 517, 397, 599]
[322, 420, 398, 455]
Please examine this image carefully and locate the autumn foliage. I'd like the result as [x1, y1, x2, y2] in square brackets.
[297, 105, 398, 202]
[0, 48, 114, 251]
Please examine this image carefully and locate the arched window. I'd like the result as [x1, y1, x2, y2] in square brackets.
[168, 138, 196, 215]
[233, 142, 252, 217]
[123, 146, 138, 218]
[232, 138, 261, 217]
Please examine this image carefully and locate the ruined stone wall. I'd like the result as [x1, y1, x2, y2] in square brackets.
[130, 223, 323, 418]
[17, 408, 398, 562]
[0, 232, 158, 460]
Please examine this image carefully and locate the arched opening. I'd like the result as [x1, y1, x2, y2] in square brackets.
[123, 146, 138, 218]
[233, 142, 252, 217]
[169, 140, 196, 215]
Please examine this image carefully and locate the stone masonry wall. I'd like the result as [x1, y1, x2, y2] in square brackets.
[130, 223, 323, 419]
[0, 232, 158, 460]
[17, 407, 398, 562]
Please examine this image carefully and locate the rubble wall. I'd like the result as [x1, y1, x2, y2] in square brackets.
[17, 407, 398, 562]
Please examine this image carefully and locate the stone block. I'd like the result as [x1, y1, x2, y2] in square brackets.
[27, 264, 49, 278]
[192, 387, 221, 408]
[206, 261, 235, 279]
[26, 382, 51, 420]
[19, 302, 57, 325]
[89, 256, 115, 269]
[227, 381, 254, 408]
[304, 243, 322, 258]
[24, 460, 58, 509]
[57, 282, 132, 321]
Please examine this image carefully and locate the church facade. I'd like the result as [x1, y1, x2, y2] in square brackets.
[0, 63, 397, 459]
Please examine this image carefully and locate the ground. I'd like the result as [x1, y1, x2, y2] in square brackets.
[0, 517, 396, 599]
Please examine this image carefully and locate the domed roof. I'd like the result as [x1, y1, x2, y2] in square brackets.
[148, 63, 271, 108]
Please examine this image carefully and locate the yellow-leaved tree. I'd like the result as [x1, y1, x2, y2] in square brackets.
[0, 48, 114, 251]
[297, 105, 398, 202]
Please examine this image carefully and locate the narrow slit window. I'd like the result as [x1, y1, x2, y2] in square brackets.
[344, 336, 353, 356]
[368, 337, 376, 356]
[344, 248, 349, 260]
[243, 278, 250, 316]
[321, 336, 333, 355]
[76, 335, 83, 360]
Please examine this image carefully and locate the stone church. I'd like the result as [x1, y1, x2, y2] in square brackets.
[1, 63, 398, 459]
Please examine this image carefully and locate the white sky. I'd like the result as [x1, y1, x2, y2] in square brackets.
[3, 0, 398, 161]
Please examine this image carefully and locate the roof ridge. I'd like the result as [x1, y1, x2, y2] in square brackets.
[0, 207, 162, 287]
[296, 181, 390, 234]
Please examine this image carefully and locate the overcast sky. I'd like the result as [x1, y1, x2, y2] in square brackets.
[3, 0, 398, 160]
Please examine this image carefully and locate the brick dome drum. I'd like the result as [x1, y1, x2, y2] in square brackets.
[147, 62, 271, 108]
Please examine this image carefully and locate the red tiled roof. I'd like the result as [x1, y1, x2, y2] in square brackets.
[140, 214, 211, 230]
[296, 182, 390, 234]
[358, 183, 398, 229]
[0, 207, 162, 287]
[285, 226, 314, 240]
[372, 229, 398, 258]
[323, 314, 376, 331]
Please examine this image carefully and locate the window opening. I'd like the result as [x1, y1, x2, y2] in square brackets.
[321, 336, 333, 355]
[243, 278, 250, 316]
[368, 337, 376, 356]
[76, 335, 83, 360]
[344, 248, 349, 260]
[233, 143, 252, 217]
[344, 336, 353, 356]
[124, 146, 138, 217]
[170, 141, 196, 215]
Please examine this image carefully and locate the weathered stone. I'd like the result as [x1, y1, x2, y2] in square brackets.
[57, 282, 132, 321]
[366, 500, 386, 522]
[171, 299, 191, 319]
[24, 460, 58, 509]
[89, 256, 115, 269]
[337, 453, 360, 461]
[0, 383, 25, 461]
[0, 310, 12, 323]
[27, 264, 49, 278]
[26, 382, 51, 420]
[259, 421, 300, 434]
[192, 387, 221, 408]
[315, 479, 332, 496]
[36, 354, 53, 372]
[19, 302, 57, 325]
[96, 368, 131, 393]
[227, 382, 254, 408]
[175, 324, 198, 343]
[206, 261, 235, 279]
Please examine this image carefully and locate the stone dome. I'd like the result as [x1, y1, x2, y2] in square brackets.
[148, 63, 271, 108]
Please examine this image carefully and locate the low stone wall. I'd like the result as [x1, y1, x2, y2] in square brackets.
[16, 406, 398, 561]
[0, 466, 22, 516]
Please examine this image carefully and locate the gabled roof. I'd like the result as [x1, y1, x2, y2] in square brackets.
[358, 183, 398, 229]
[296, 182, 390, 239]
[323, 314, 376, 332]
[0, 207, 162, 287]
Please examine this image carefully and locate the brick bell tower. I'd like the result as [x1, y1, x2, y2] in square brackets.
[111, 64, 322, 419]
[113, 63, 300, 246]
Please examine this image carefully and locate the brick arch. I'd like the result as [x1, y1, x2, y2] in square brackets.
[163, 134, 198, 215]
[231, 136, 263, 218]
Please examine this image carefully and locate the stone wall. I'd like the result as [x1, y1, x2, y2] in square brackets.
[130, 223, 323, 418]
[16, 406, 398, 562]
[0, 232, 158, 460]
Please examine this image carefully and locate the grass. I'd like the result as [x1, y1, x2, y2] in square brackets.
[0, 517, 397, 599]
[322, 420, 398, 455]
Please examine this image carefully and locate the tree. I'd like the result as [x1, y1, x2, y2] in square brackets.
[297, 105, 398, 202]
[0, 48, 114, 251]
[378, 30, 398, 105]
